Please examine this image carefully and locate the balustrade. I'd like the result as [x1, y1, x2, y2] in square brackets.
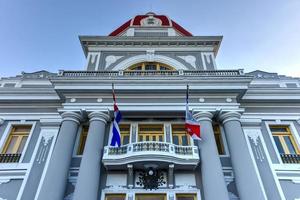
[59, 70, 243, 78]
[0, 153, 21, 163]
[280, 154, 300, 164]
[105, 141, 196, 156]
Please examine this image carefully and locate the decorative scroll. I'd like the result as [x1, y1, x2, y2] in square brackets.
[178, 55, 196, 68]
[136, 169, 166, 190]
[247, 130, 265, 162]
[36, 132, 54, 164]
[105, 55, 123, 68]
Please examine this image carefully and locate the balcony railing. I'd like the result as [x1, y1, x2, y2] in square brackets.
[58, 69, 244, 78]
[103, 141, 199, 166]
[0, 153, 21, 163]
[280, 154, 300, 164]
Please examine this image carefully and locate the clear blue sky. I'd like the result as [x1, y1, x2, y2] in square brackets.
[0, 0, 299, 77]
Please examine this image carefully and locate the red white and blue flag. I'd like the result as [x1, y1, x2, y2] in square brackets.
[185, 85, 201, 140]
[110, 83, 122, 147]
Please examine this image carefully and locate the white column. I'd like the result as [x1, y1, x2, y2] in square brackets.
[38, 112, 83, 200]
[193, 111, 229, 200]
[219, 111, 266, 200]
[73, 111, 110, 200]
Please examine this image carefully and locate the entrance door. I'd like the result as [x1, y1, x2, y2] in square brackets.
[135, 194, 166, 200]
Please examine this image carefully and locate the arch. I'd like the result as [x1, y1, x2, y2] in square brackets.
[112, 54, 188, 71]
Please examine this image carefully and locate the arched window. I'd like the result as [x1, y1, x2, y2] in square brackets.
[126, 62, 175, 71]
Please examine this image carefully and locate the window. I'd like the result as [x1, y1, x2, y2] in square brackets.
[136, 194, 166, 200]
[2, 125, 31, 154]
[138, 124, 164, 142]
[105, 194, 126, 200]
[213, 124, 225, 155]
[172, 124, 190, 146]
[176, 194, 197, 200]
[127, 62, 175, 71]
[120, 124, 130, 145]
[77, 126, 89, 155]
[270, 125, 300, 155]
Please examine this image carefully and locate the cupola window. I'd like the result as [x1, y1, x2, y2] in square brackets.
[126, 62, 175, 71]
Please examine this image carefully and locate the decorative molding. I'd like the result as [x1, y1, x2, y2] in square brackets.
[0, 179, 10, 185]
[292, 179, 300, 184]
[36, 131, 55, 164]
[146, 50, 155, 61]
[178, 55, 196, 68]
[97, 98, 103, 103]
[86, 52, 100, 70]
[199, 98, 205, 103]
[226, 98, 232, 103]
[245, 129, 265, 162]
[193, 111, 213, 122]
[136, 170, 167, 190]
[218, 111, 242, 124]
[105, 55, 123, 69]
[247, 130, 260, 146]
[61, 112, 83, 125]
[141, 16, 162, 26]
[70, 98, 76, 103]
[240, 118, 262, 127]
[113, 54, 188, 71]
[88, 111, 110, 124]
[40, 118, 62, 127]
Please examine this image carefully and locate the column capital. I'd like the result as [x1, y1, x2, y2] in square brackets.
[218, 111, 241, 124]
[61, 111, 83, 125]
[88, 111, 110, 124]
[193, 111, 214, 122]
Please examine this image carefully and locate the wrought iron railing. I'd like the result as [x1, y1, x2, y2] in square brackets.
[280, 154, 300, 164]
[0, 153, 21, 163]
[133, 142, 170, 152]
[174, 145, 194, 155]
[58, 69, 244, 78]
[105, 141, 197, 156]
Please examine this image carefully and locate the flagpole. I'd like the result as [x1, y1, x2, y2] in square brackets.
[112, 83, 116, 103]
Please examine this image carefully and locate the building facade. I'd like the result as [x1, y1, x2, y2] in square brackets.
[0, 12, 300, 200]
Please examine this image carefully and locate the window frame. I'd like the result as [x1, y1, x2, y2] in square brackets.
[119, 124, 131, 145]
[138, 124, 165, 142]
[270, 125, 300, 155]
[171, 124, 191, 146]
[176, 193, 197, 200]
[76, 125, 89, 155]
[0, 121, 36, 163]
[265, 121, 300, 164]
[126, 62, 175, 71]
[213, 124, 226, 155]
[104, 193, 127, 200]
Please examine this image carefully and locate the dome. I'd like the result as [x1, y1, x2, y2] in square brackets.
[109, 12, 192, 36]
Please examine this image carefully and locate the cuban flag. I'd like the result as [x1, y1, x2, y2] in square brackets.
[185, 85, 201, 140]
[110, 84, 122, 147]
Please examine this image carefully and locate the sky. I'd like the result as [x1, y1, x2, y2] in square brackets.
[0, 0, 300, 77]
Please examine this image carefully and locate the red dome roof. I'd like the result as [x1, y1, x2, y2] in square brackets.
[109, 12, 192, 36]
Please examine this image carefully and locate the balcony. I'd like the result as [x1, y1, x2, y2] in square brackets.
[0, 153, 21, 163]
[280, 154, 300, 164]
[102, 141, 200, 169]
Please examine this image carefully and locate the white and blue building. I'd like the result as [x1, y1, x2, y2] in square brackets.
[0, 12, 300, 200]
